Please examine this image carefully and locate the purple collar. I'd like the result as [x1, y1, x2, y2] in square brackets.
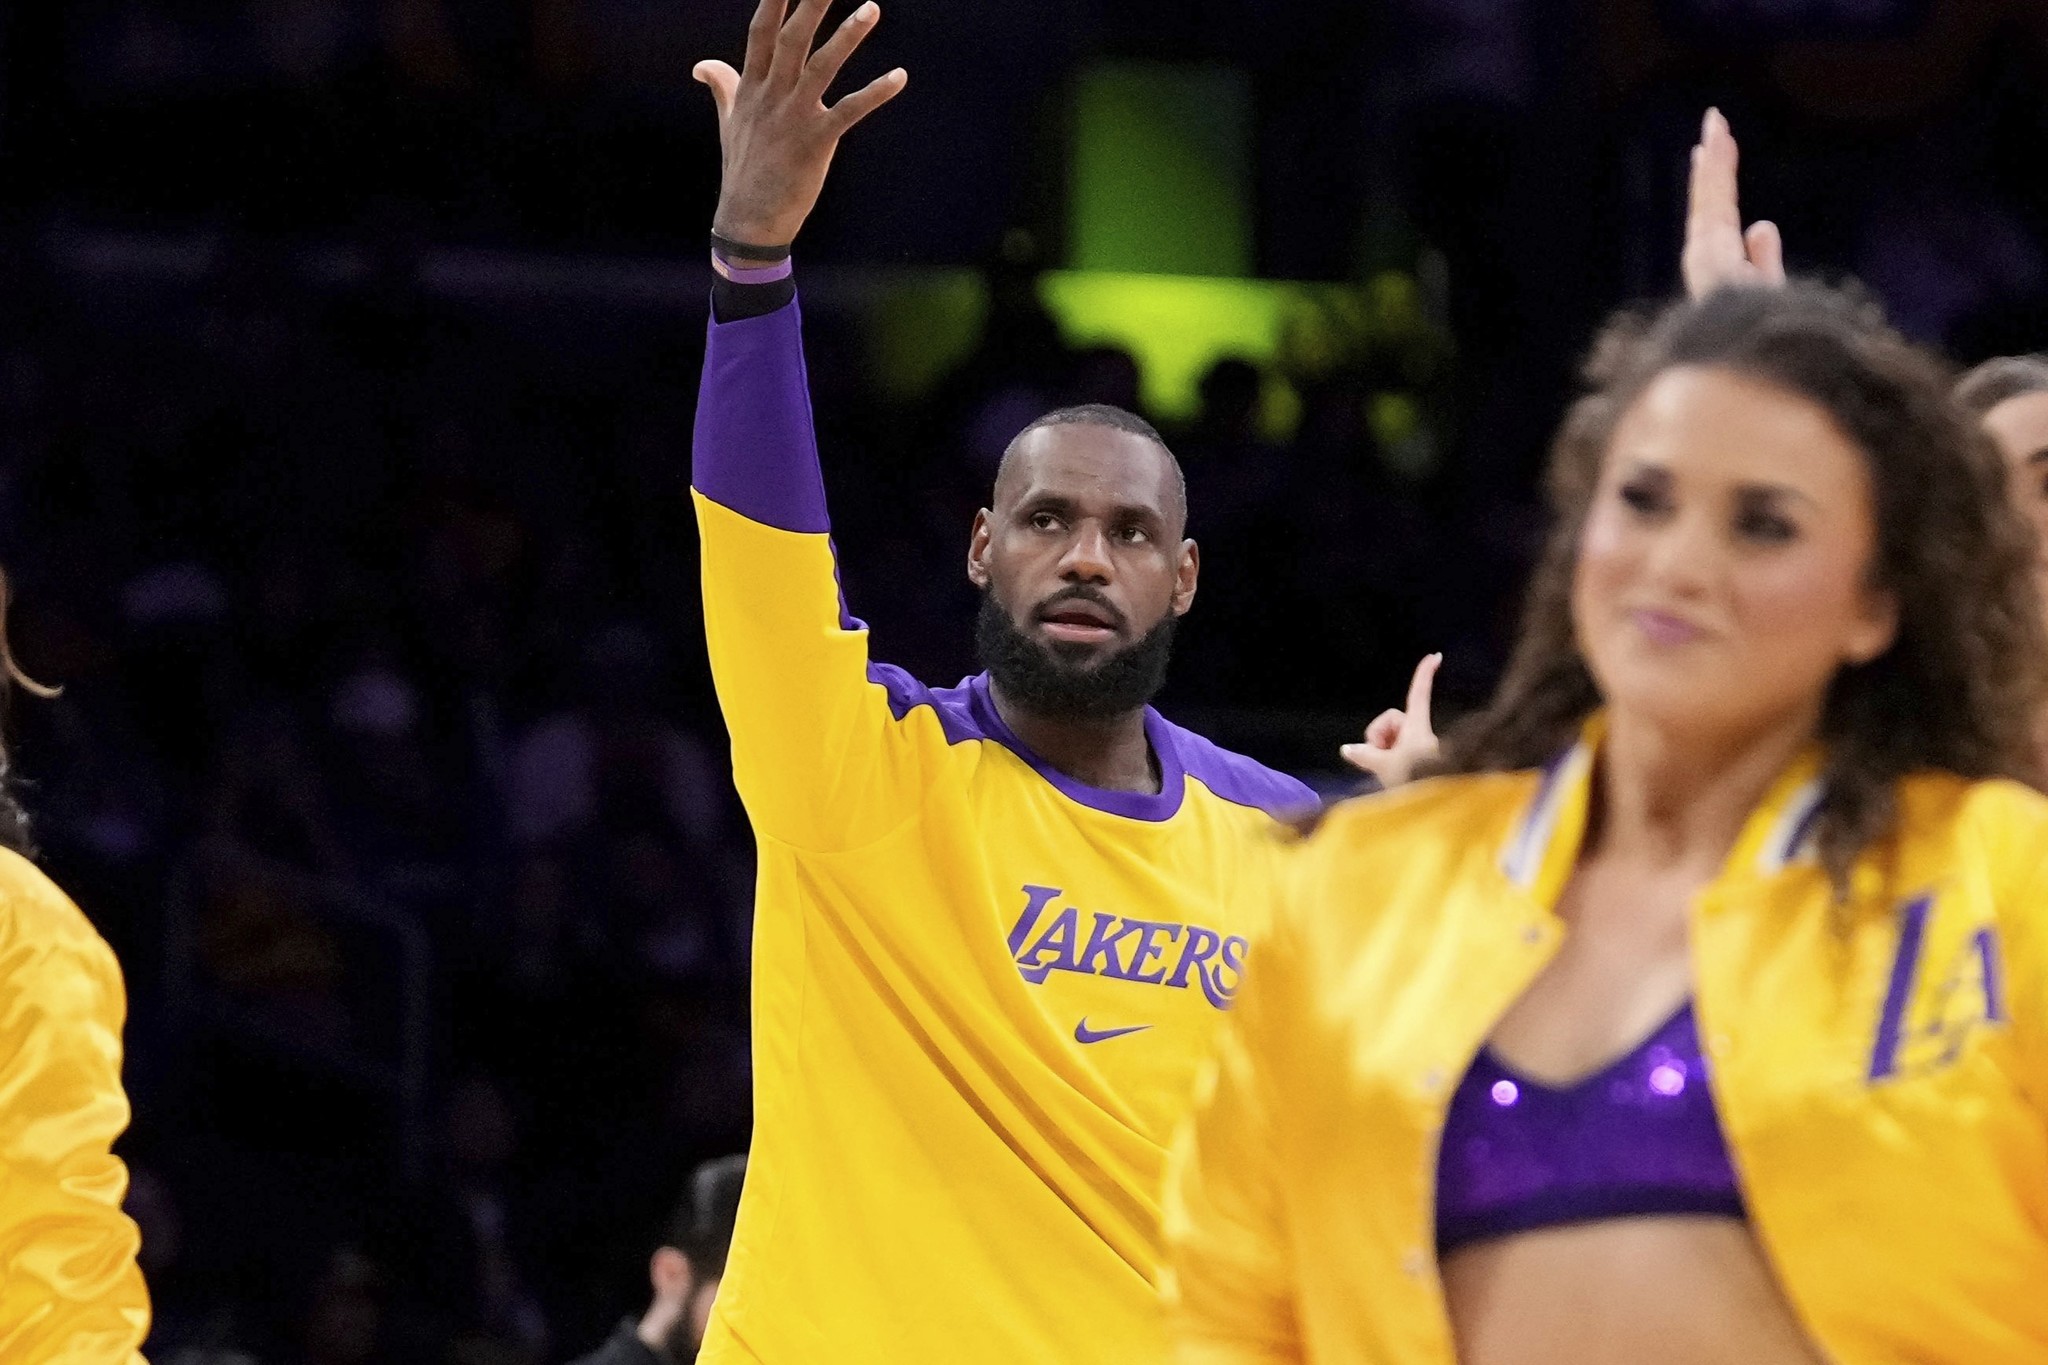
[867, 663, 1311, 821]
[963, 674, 1188, 822]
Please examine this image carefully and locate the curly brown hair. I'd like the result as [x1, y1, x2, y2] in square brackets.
[1439, 282, 2048, 886]
[1954, 353, 2048, 420]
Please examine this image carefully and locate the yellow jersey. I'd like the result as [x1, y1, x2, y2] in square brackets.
[1166, 718, 2048, 1363]
[0, 846, 150, 1362]
[692, 293, 1313, 1363]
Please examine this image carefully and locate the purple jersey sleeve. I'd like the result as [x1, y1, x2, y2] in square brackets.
[692, 292, 832, 535]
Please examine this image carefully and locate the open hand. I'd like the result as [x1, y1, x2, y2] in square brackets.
[1681, 108, 1785, 300]
[1341, 653, 1442, 789]
[694, 0, 907, 256]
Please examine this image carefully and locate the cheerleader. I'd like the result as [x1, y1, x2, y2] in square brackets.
[1165, 278, 2048, 1364]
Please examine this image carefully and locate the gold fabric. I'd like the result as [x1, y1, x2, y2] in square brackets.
[0, 848, 149, 1362]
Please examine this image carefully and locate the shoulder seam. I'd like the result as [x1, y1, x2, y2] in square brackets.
[1183, 770, 1318, 821]
[751, 706, 973, 857]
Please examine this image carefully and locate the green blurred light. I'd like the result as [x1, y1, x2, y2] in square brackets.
[1069, 63, 1251, 277]
[863, 268, 988, 404]
[1038, 271, 1357, 427]
[859, 268, 1379, 440]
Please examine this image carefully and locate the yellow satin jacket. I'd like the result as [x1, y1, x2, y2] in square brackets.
[1166, 725, 2048, 1364]
[0, 846, 150, 1362]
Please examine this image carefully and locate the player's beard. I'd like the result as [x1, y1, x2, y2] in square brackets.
[975, 591, 1178, 724]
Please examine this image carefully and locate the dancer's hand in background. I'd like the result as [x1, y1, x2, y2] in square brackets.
[1681, 108, 1785, 299]
[1342, 653, 1442, 789]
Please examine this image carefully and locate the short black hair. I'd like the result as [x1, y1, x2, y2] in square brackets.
[995, 404, 1188, 528]
[1018, 403, 1168, 447]
[663, 1154, 746, 1278]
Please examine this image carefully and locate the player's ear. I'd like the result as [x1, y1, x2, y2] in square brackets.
[967, 508, 994, 589]
[1171, 538, 1199, 616]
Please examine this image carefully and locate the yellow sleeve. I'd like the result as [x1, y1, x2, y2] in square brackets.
[691, 294, 951, 853]
[1162, 865, 1304, 1364]
[695, 495, 948, 851]
[1993, 793, 2048, 1111]
[0, 859, 150, 1363]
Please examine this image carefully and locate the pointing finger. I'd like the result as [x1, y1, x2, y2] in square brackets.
[1686, 109, 1741, 236]
[1708, 108, 1741, 223]
[1404, 653, 1441, 735]
[1684, 108, 1744, 297]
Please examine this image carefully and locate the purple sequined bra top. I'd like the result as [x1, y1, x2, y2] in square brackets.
[1435, 1001, 1747, 1255]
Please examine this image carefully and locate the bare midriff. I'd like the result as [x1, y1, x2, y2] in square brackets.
[1441, 1217, 1826, 1365]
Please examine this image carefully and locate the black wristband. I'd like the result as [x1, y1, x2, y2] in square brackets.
[711, 276, 797, 324]
[709, 230, 792, 263]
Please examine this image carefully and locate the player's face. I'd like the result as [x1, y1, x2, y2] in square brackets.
[1572, 366, 1897, 743]
[969, 425, 1197, 665]
[1982, 391, 2048, 585]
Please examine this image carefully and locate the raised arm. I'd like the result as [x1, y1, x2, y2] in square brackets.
[690, 1, 931, 854]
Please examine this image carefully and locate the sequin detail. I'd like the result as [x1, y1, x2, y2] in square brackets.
[1435, 1001, 1746, 1254]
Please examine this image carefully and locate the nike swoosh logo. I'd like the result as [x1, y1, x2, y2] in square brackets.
[1074, 1019, 1153, 1045]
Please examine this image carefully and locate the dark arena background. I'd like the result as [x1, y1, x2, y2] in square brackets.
[0, 1, 2044, 1360]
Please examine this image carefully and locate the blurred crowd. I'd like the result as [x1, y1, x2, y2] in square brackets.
[2, 237, 761, 1361]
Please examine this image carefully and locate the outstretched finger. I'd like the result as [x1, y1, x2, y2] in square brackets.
[1692, 109, 1741, 232]
[1403, 653, 1441, 736]
[828, 66, 908, 134]
[1339, 743, 1390, 778]
[801, 1, 882, 104]
[743, 0, 789, 81]
[1745, 219, 1784, 285]
[773, 0, 837, 84]
[1684, 109, 1743, 294]
[693, 60, 741, 121]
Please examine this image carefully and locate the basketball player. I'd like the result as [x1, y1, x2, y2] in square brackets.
[685, 2, 1324, 1359]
